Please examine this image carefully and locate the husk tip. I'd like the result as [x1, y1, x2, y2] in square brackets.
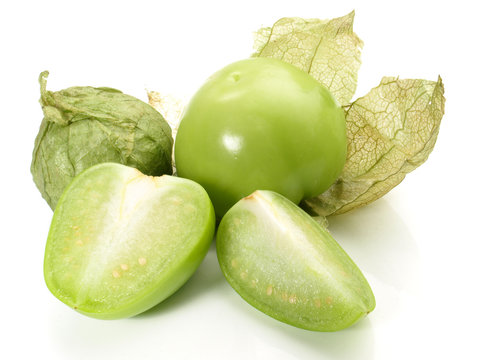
[39, 71, 49, 84]
[39, 71, 50, 102]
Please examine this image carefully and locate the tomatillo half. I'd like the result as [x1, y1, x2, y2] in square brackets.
[175, 58, 346, 217]
[44, 163, 215, 319]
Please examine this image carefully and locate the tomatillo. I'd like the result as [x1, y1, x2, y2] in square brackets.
[175, 58, 346, 217]
[44, 163, 215, 319]
[216, 190, 375, 331]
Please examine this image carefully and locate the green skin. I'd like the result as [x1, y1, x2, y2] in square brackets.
[175, 58, 347, 217]
[216, 190, 375, 331]
[44, 163, 215, 319]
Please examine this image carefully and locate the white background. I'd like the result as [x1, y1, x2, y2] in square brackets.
[1, 1, 479, 359]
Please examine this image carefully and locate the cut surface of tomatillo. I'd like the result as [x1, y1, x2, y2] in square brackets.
[44, 163, 215, 319]
[216, 190, 375, 331]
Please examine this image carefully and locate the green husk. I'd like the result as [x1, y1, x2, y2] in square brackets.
[32, 71, 173, 209]
[302, 76, 445, 216]
[253, 11, 363, 106]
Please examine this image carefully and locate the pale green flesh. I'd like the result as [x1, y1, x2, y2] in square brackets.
[217, 190, 375, 331]
[44, 163, 215, 319]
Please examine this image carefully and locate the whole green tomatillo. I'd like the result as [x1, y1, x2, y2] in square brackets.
[175, 58, 347, 217]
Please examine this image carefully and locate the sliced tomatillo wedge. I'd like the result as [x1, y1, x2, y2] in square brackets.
[216, 190, 375, 331]
[44, 163, 215, 319]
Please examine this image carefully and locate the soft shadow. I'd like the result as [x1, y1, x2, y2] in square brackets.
[224, 289, 374, 360]
[134, 240, 224, 318]
[277, 317, 374, 360]
[327, 198, 421, 295]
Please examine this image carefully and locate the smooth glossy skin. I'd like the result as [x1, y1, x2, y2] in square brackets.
[216, 190, 375, 331]
[44, 163, 215, 319]
[175, 58, 346, 217]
